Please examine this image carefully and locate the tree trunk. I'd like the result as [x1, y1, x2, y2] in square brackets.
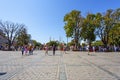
[88, 42, 92, 51]
[74, 38, 79, 51]
[8, 40, 12, 51]
[102, 40, 108, 51]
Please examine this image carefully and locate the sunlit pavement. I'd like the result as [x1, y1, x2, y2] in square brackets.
[0, 51, 120, 80]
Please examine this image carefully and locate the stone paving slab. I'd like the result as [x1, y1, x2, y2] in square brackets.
[0, 51, 120, 80]
[10, 66, 58, 80]
[64, 51, 120, 80]
[66, 66, 117, 80]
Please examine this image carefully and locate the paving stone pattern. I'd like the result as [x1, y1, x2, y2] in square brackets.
[0, 51, 120, 80]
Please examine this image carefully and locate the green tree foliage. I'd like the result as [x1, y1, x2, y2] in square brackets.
[95, 8, 120, 47]
[16, 28, 31, 46]
[109, 23, 120, 45]
[35, 42, 42, 47]
[64, 10, 83, 50]
[31, 40, 42, 47]
[92, 40, 103, 46]
[46, 41, 59, 47]
[81, 43, 87, 47]
[67, 39, 75, 47]
[31, 40, 37, 46]
[112, 8, 120, 22]
[109, 8, 120, 45]
[81, 13, 96, 46]
[64, 8, 120, 48]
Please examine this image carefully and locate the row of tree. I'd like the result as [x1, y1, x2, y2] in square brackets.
[64, 8, 120, 50]
[0, 20, 66, 51]
[0, 20, 41, 50]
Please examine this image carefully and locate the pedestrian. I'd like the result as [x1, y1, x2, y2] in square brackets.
[29, 45, 32, 55]
[21, 46, 24, 56]
[64, 45, 67, 54]
[25, 46, 28, 55]
[31, 46, 34, 55]
[114, 45, 117, 52]
[93, 46, 95, 52]
[45, 45, 48, 55]
[53, 45, 56, 55]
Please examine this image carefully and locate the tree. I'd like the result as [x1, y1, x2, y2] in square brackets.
[31, 40, 37, 46]
[35, 42, 42, 47]
[109, 8, 120, 45]
[112, 8, 120, 23]
[92, 40, 103, 46]
[67, 39, 75, 47]
[46, 41, 59, 47]
[81, 13, 96, 47]
[0, 29, 5, 37]
[31, 40, 42, 47]
[109, 23, 120, 45]
[0, 20, 25, 50]
[95, 8, 120, 47]
[95, 9, 113, 48]
[64, 10, 83, 50]
[16, 28, 31, 46]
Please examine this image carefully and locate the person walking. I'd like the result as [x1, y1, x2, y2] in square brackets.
[53, 45, 56, 55]
[21, 46, 24, 56]
[25, 46, 28, 55]
[45, 45, 48, 55]
[29, 45, 33, 55]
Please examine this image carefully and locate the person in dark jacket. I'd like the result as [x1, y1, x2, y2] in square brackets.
[53, 45, 56, 55]
[21, 46, 24, 56]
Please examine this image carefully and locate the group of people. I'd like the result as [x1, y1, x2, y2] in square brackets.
[21, 44, 57, 56]
[21, 45, 34, 56]
[45, 45, 56, 55]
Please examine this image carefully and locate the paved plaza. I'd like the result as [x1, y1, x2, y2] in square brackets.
[0, 51, 120, 80]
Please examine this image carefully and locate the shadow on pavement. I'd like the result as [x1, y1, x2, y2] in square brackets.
[0, 72, 7, 76]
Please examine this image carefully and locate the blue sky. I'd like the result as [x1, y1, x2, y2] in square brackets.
[0, 0, 120, 44]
